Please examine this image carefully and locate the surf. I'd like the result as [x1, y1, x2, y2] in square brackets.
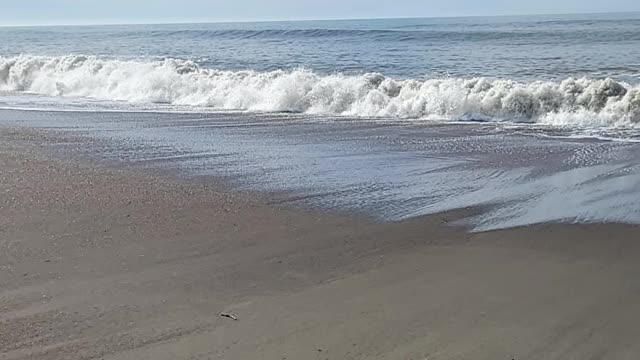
[1, 54, 639, 128]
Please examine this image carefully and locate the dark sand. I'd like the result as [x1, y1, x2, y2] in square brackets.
[2, 128, 640, 360]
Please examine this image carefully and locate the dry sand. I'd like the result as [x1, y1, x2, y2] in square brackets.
[1, 128, 640, 360]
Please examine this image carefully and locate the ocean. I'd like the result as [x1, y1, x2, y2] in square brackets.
[2, 12, 640, 229]
[2, 12, 640, 132]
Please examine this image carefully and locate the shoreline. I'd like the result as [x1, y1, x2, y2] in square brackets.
[2, 126, 640, 359]
[3, 108, 640, 231]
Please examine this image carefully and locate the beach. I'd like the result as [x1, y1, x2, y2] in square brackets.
[2, 12, 640, 359]
[2, 127, 640, 360]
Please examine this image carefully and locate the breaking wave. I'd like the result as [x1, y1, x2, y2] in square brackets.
[1, 54, 640, 128]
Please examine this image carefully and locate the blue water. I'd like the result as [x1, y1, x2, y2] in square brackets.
[2, 12, 640, 80]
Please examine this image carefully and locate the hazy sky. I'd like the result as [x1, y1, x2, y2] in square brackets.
[2, 0, 640, 26]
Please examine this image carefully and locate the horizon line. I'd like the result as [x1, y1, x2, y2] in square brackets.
[1, 10, 639, 28]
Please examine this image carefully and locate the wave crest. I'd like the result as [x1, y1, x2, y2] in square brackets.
[1, 54, 639, 127]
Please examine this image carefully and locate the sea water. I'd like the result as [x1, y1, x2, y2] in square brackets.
[1, 13, 640, 229]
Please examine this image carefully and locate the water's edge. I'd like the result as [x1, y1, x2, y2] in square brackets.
[3, 108, 640, 231]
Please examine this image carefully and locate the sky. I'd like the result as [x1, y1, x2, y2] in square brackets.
[1, 0, 640, 26]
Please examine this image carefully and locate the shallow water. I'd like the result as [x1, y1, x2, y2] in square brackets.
[4, 109, 640, 230]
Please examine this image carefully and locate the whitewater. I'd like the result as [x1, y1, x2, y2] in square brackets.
[1, 55, 639, 129]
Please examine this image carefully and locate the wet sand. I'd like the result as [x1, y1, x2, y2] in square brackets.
[3, 109, 640, 231]
[2, 128, 640, 360]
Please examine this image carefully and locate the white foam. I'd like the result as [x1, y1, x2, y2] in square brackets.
[1, 55, 640, 128]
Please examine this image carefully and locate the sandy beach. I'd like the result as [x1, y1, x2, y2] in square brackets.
[3, 8, 640, 360]
[1, 127, 640, 360]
